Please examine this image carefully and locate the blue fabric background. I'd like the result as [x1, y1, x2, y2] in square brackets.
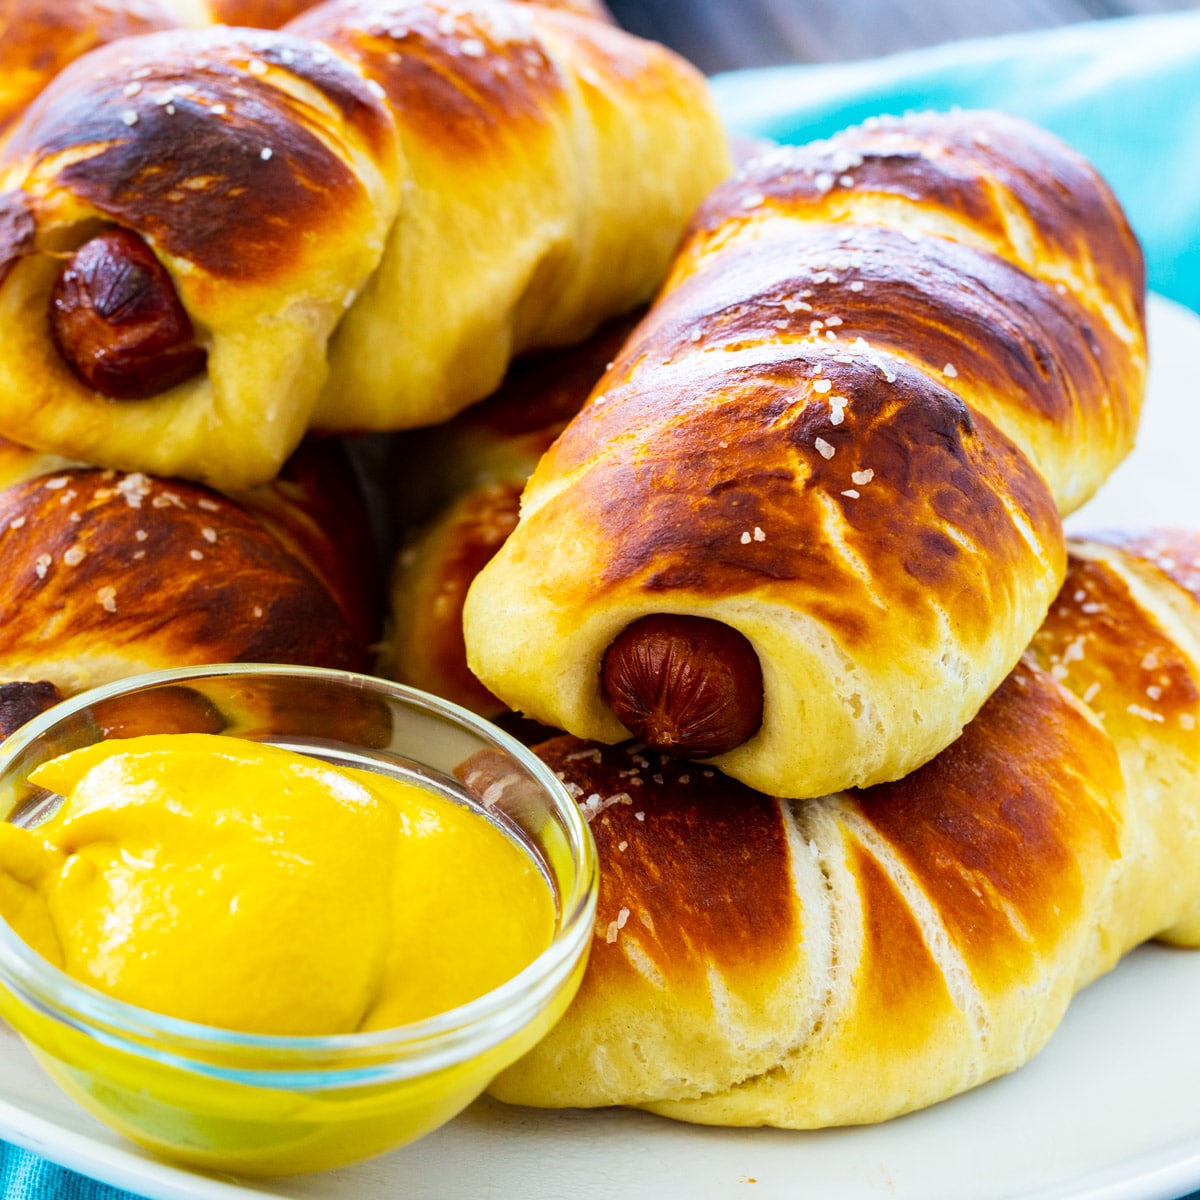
[3, 11, 1200, 1199]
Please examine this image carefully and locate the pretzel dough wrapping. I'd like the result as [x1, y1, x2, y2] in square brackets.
[0, 436, 376, 695]
[465, 110, 1147, 798]
[0, 0, 727, 488]
[492, 532, 1200, 1125]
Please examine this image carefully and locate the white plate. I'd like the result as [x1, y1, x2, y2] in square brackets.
[2, 294, 1199, 1200]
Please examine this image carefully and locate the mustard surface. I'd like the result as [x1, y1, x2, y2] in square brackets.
[0, 734, 554, 1036]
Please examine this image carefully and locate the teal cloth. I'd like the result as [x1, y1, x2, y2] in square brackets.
[711, 11, 1200, 313]
[1, 1142, 140, 1199]
[3, 12, 1200, 1199]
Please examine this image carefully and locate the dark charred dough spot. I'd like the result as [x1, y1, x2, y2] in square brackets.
[0, 680, 63, 739]
[0, 191, 36, 289]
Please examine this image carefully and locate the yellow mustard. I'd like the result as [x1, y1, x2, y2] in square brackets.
[0, 733, 555, 1036]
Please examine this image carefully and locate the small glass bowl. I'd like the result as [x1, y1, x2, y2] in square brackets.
[0, 664, 597, 1177]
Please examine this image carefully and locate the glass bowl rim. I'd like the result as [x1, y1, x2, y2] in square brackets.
[0, 663, 598, 1085]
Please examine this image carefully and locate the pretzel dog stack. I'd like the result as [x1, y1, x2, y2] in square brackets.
[465, 110, 1147, 800]
[494, 532, 1200, 1123]
[0, 0, 728, 488]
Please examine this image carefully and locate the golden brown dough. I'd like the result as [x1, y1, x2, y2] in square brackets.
[0, 1, 178, 146]
[0, 436, 376, 697]
[0, 0, 339, 150]
[0, 0, 728, 487]
[492, 531, 1200, 1126]
[465, 110, 1147, 799]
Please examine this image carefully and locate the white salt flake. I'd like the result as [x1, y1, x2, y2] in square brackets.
[814, 437, 835, 459]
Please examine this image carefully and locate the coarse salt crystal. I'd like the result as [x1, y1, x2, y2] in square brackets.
[1127, 704, 1165, 723]
[740, 531, 751, 544]
[117, 474, 151, 507]
[97, 586, 118, 613]
[63, 546, 86, 566]
[813, 378, 832, 394]
[121, 110, 139, 126]
[261, 147, 273, 160]
[851, 469, 874, 486]
[189, 549, 204, 561]
[849, 280, 864, 291]
[841, 489, 860, 499]
[35, 554, 51, 579]
[753, 527, 765, 542]
[814, 437, 835, 459]
[943, 363, 958, 378]
[461, 37, 486, 56]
